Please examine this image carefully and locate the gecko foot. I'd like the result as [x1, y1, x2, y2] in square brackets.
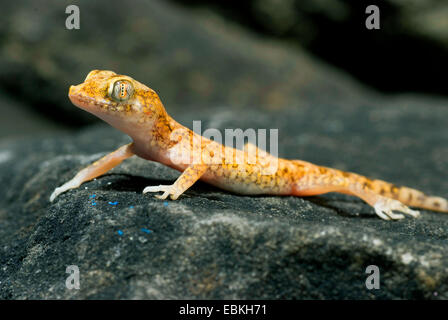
[50, 179, 80, 202]
[143, 185, 181, 200]
[373, 197, 420, 221]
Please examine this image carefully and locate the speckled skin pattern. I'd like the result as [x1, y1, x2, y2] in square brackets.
[51, 70, 448, 220]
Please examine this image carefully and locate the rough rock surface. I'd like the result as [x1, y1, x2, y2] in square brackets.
[1, 93, 447, 299]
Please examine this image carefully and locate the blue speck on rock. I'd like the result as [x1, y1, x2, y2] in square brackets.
[141, 228, 152, 234]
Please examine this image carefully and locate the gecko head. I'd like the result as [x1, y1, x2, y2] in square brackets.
[69, 70, 167, 134]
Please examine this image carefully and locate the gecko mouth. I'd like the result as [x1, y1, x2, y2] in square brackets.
[68, 87, 111, 112]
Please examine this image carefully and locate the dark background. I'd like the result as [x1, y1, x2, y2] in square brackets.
[174, 0, 448, 96]
[0, 0, 446, 139]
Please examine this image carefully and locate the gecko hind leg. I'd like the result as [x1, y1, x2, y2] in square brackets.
[294, 185, 419, 221]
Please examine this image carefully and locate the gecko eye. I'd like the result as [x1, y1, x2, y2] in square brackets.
[108, 80, 134, 102]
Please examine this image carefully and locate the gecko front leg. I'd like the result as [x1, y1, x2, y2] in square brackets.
[143, 164, 208, 200]
[50, 143, 135, 201]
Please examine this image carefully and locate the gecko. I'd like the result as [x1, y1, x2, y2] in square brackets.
[50, 70, 448, 220]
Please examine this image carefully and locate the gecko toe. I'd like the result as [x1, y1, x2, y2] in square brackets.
[403, 207, 420, 218]
[143, 185, 177, 200]
[374, 198, 418, 220]
[143, 185, 169, 194]
[386, 211, 405, 220]
[374, 207, 391, 220]
[155, 191, 170, 200]
[49, 188, 61, 202]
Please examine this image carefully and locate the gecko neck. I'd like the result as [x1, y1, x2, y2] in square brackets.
[130, 113, 187, 164]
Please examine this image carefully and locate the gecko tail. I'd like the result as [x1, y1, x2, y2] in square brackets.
[395, 186, 448, 213]
[354, 174, 448, 213]
[327, 166, 448, 213]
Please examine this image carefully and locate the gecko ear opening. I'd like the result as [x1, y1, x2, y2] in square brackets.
[108, 80, 134, 102]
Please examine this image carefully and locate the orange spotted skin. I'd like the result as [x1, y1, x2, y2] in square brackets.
[53, 70, 447, 220]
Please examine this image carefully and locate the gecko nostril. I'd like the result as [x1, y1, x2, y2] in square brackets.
[69, 85, 82, 96]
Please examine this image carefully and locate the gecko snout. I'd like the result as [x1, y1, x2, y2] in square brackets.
[68, 84, 85, 100]
[68, 85, 81, 97]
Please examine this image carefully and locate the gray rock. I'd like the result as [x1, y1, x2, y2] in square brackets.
[0, 91, 447, 299]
